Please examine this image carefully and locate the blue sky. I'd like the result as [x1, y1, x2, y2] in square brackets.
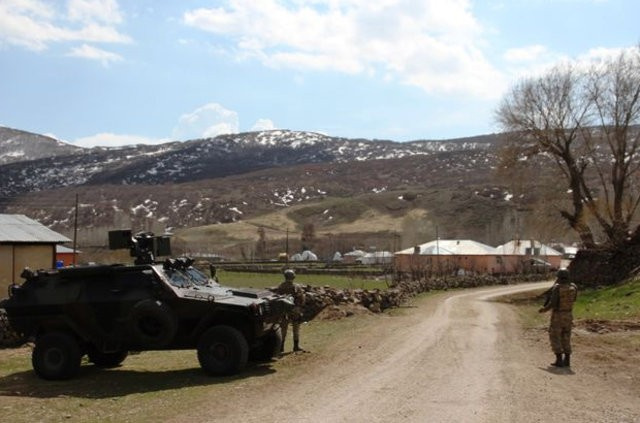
[1, 0, 638, 147]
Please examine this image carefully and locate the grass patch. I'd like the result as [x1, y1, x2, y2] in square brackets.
[0, 348, 232, 422]
[216, 270, 391, 290]
[573, 278, 640, 320]
[504, 278, 640, 331]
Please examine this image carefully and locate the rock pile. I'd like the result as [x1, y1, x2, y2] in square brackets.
[297, 286, 405, 321]
[0, 309, 27, 348]
[297, 273, 551, 321]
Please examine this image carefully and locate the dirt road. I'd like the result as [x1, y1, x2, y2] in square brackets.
[174, 282, 639, 423]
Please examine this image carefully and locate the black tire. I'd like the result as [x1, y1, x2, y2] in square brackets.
[197, 325, 249, 376]
[87, 347, 128, 368]
[249, 327, 283, 362]
[128, 299, 178, 348]
[32, 332, 81, 380]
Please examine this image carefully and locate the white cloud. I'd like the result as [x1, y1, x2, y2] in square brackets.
[172, 103, 239, 141]
[66, 43, 122, 66]
[67, 0, 123, 24]
[503, 45, 633, 82]
[183, 0, 505, 98]
[71, 102, 246, 147]
[251, 118, 276, 131]
[0, 0, 130, 52]
[72, 133, 169, 148]
[578, 46, 630, 64]
[501, 44, 566, 80]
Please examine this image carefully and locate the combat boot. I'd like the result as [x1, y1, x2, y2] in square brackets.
[293, 340, 302, 352]
[552, 353, 564, 367]
[563, 354, 571, 367]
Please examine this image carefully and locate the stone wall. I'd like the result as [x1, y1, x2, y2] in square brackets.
[298, 273, 551, 321]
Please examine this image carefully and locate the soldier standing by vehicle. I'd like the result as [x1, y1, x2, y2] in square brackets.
[209, 265, 219, 283]
[274, 269, 305, 353]
[539, 268, 578, 367]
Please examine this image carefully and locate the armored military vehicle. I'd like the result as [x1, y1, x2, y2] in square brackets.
[0, 230, 293, 380]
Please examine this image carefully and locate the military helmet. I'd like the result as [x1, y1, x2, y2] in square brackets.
[284, 269, 295, 281]
[556, 268, 570, 282]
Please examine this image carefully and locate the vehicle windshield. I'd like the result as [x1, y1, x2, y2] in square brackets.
[166, 267, 217, 288]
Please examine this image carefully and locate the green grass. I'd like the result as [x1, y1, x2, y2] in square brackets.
[573, 278, 640, 320]
[216, 269, 391, 290]
[506, 279, 640, 327]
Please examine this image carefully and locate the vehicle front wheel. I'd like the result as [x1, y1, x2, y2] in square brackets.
[32, 332, 82, 380]
[197, 325, 249, 376]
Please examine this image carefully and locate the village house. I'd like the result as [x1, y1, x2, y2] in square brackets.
[495, 239, 562, 272]
[55, 245, 81, 267]
[342, 249, 366, 264]
[394, 239, 500, 276]
[357, 251, 394, 265]
[0, 214, 70, 295]
[394, 238, 562, 276]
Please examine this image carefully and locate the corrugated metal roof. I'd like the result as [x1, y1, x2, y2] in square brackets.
[56, 245, 80, 253]
[0, 214, 71, 243]
[395, 239, 497, 255]
[495, 240, 562, 256]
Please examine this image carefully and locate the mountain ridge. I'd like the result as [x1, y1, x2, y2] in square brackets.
[0, 126, 564, 256]
[0, 127, 499, 197]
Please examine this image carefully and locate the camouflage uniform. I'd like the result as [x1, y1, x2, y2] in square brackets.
[539, 269, 578, 367]
[274, 270, 305, 352]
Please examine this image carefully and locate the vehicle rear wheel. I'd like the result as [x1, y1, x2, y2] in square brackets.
[87, 347, 128, 368]
[32, 332, 81, 380]
[250, 327, 282, 362]
[197, 325, 249, 376]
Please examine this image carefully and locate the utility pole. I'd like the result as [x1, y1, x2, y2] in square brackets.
[435, 225, 440, 275]
[285, 227, 289, 266]
[72, 193, 78, 266]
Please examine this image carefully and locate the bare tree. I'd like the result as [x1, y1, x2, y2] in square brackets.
[584, 51, 640, 245]
[496, 47, 640, 248]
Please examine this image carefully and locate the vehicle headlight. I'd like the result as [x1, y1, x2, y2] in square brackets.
[249, 302, 263, 316]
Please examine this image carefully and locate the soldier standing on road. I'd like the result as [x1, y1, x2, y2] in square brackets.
[539, 268, 578, 367]
[274, 269, 305, 353]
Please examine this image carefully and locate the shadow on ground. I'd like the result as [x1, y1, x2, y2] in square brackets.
[539, 365, 576, 376]
[0, 361, 276, 399]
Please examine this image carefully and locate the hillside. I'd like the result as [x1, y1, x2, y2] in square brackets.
[0, 127, 574, 258]
[0, 127, 495, 197]
[0, 127, 84, 165]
